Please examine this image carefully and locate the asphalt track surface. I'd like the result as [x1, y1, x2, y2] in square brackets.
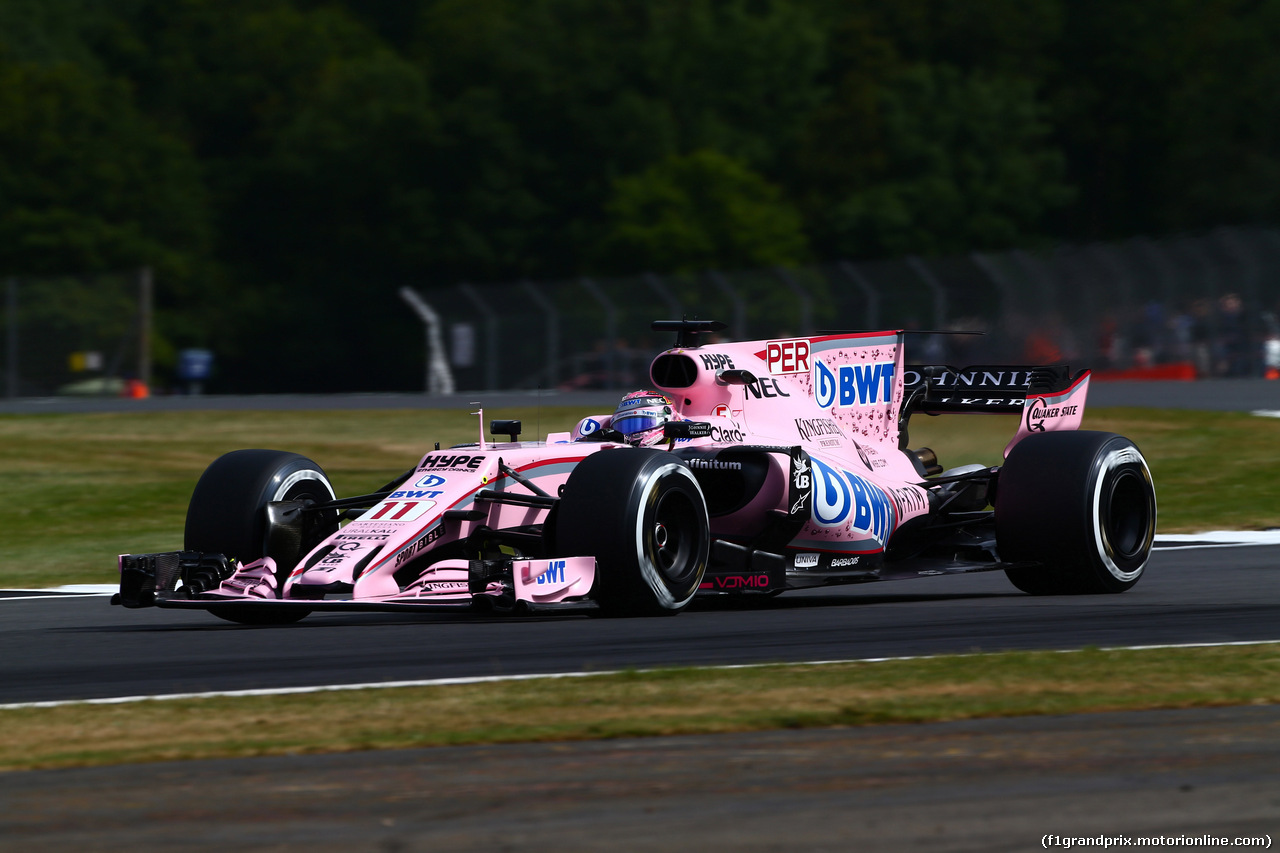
[1, 541, 1277, 707]
[2, 380, 1279, 849]
[3, 542, 1279, 850]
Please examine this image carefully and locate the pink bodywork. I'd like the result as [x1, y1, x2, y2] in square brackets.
[648, 333, 928, 563]
[207, 441, 615, 606]
[1004, 370, 1091, 456]
[196, 330, 1083, 608]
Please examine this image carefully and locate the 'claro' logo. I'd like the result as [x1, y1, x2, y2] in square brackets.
[814, 360, 895, 410]
[810, 457, 894, 545]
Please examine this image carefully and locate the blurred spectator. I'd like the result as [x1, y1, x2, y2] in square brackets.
[1262, 307, 1280, 380]
[1216, 293, 1247, 377]
[1189, 299, 1214, 378]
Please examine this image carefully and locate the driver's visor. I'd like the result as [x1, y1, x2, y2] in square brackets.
[611, 412, 666, 436]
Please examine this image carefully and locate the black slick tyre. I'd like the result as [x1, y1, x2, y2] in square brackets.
[997, 431, 1156, 595]
[556, 448, 710, 616]
[184, 449, 338, 624]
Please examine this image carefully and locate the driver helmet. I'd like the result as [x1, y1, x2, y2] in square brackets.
[612, 390, 677, 446]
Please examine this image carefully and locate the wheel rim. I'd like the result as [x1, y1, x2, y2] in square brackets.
[1102, 468, 1154, 563]
[648, 487, 701, 586]
[264, 470, 337, 574]
[1093, 444, 1156, 584]
[274, 470, 334, 504]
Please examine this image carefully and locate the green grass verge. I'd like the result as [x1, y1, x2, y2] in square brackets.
[0, 406, 568, 588]
[2, 644, 1277, 771]
[1, 404, 1277, 770]
[1, 404, 1277, 587]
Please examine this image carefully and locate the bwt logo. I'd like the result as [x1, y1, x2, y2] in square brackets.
[814, 360, 895, 409]
[766, 339, 810, 375]
[537, 560, 566, 585]
[810, 457, 894, 544]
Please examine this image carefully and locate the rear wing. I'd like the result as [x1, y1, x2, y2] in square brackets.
[902, 364, 1085, 414]
[900, 364, 1091, 457]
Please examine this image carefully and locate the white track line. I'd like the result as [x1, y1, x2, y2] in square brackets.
[2, 639, 1278, 711]
[7, 531, 1280, 602]
[1155, 530, 1280, 547]
[0, 584, 117, 598]
[2, 534, 1276, 709]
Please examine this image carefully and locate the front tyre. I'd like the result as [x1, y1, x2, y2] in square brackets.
[185, 449, 338, 624]
[557, 449, 710, 616]
[997, 431, 1156, 595]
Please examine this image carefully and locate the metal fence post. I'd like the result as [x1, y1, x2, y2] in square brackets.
[905, 256, 948, 329]
[1215, 227, 1263, 305]
[458, 282, 499, 390]
[1257, 227, 1280, 281]
[1214, 228, 1265, 376]
[774, 267, 813, 334]
[521, 280, 559, 389]
[580, 277, 618, 388]
[1010, 250, 1059, 316]
[5, 278, 15, 398]
[970, 252, 1020, 321]
[138, 266, 152, 391]
[643, 273, 682, 319]
[398, 287, 456, 394]
[1088, 244, 1135, 309]
[837, 261, 880, 329]
[1134, 238, 1179, 306]
[707, 270, 746, 340]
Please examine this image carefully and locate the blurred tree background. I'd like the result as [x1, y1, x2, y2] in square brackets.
[1, 0, 1278, 391]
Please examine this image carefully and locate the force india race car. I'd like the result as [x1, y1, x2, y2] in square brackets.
[115, 319, 1157, 624]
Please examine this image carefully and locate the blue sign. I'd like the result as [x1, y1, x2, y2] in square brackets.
[177, 349, 214, 381]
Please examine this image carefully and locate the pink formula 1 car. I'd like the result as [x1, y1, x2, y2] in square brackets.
[115, 320, 1156, 624]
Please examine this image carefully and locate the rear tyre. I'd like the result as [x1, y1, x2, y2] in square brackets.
[556, 449, 710, 616]
[997, 431, 1156, 595]
[185, 449, 338, 625]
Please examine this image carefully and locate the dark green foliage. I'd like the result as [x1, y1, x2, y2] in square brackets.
[0, 60, 209, 276]
[2, 0, 1279, 390]
[817, 65, 1072, 258]
[601, 150, 809, 272]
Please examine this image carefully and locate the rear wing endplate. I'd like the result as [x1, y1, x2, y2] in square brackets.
[900, 364, 1091, 457]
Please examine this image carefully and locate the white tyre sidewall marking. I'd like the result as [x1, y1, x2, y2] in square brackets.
[633, 463, 706, 609]
[1092, 446, 1155, 582]
[273, 469, 335, 503]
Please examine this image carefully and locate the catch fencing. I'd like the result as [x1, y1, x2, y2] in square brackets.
[420, 225, 1280, 392]
[2, 269, 151, 398]
[6, 230, 1279, 397]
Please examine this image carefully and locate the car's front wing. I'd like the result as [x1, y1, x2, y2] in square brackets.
[114, 551, 599, 614]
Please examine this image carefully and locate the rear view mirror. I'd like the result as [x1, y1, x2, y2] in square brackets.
[490, 419, 522, 441]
